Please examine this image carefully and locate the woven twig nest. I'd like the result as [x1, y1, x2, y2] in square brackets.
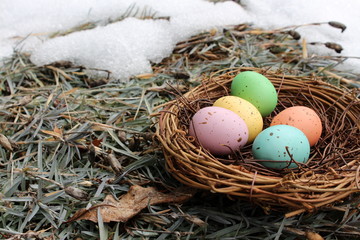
[156, 67, 360, 217]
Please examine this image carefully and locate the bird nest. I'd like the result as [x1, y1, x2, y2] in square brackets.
[155, 67, 360, 217]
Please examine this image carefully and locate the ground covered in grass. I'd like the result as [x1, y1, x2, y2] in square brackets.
[0, 23, 359, 239]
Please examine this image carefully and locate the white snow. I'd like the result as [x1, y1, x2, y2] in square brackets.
[1, 0, 360, 80]
[243, 0, 360, 72]
[31, 18, 175, 79]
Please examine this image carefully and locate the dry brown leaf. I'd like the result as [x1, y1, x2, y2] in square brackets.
[0, 134, 13, 151]
[305, 231, 324, 240]
[91, 138, 103, 147]
[183, 214, 207, 227]
[66, 185, 195, 223]
[65, 186, 89, 200]
[106, 153, 123, 174]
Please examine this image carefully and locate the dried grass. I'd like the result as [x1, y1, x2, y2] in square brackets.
[1, 17, 359, 239]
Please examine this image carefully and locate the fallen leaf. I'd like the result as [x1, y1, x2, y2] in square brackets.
[183, 214, 207, 227]
[65, 186, 89, 200]
[91, 138, 103, 147]
[105, 153, 123, 174]
[66, 185, 195, 223]
[0, 134, 13, 151]
[305, 231, 324, 240]
[78, 181, 93, 187]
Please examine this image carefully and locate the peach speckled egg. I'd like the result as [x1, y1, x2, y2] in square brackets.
[189, 106, 249, 155]
[270, 106, 322, 146]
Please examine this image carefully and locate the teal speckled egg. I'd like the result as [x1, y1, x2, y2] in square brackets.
[231, 71, 277, 117]
[252, 125, 310, 169]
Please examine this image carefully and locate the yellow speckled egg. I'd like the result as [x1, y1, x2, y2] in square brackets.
[213, 96, 263, 143]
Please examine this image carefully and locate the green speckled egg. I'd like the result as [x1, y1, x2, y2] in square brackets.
[252, 125, 310, 169]
[231, 71, 277, 117]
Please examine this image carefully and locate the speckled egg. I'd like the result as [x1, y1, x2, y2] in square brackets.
[188, 106, 249, 155]
[231, 71, 278, 117]
[252, 125, 310, 169]
[213, 96, 263, 143]
[270, 106, 322, 146]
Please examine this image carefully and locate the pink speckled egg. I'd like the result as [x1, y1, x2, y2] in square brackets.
[188, 106, 249, 155]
